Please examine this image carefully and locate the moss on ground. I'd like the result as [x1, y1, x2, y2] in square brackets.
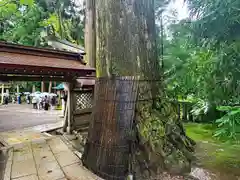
[184, 123, 216, 142]
[184, 123, 240, 177]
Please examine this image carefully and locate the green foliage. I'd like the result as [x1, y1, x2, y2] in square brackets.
[163, 19, 240, 105]
[184, 123, 216, 142]
[161, 0, 240, 142]
[0, 0, 85, 46]
[20, 0, 34, 6]
[214, 106, 240, 140]
[1, 4, 47, 46]
[190, 100, 209, 119]
[187, 0, 240, 44]
[136, 101, 196, 175]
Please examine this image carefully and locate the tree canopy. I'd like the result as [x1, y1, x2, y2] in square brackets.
[163, 0, 240, 106]
[161, 0, 240, 139]
[0, 0, 85, 46]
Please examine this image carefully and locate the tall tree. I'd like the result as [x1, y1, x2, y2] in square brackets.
[187, 0, 240, 44]
[0, 0, 85, 46]
[175, 0, 240, 105]
[83, 0, 195, 178]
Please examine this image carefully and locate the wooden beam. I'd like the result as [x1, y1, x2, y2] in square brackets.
[0, 64, 95, 77]
[0, 41, 84, 61]
[0, 75, 75, 82]
[0, 67, 75, 77]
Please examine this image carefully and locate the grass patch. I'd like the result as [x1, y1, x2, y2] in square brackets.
[184, 123, 240, 176]
[184, 123, 217, 142]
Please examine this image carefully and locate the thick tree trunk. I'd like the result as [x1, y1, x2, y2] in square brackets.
[85, 0, 96, 68]
[95, 0, 159, 79]
[84, 0, 195, 178]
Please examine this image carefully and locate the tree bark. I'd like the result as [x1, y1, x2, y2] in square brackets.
[84, 0, 195, 178]
[85, 0, 96, 68]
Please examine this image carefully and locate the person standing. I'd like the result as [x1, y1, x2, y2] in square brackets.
[27, 95, 31, 104]
[4, 95, 8, 106]
[4, 95, 9, 106]
[32, 96, 37, 109]
[51, 96, 56, 110]
[37, 96, 42, 110]
[44, 95, 49, 111]
[17, 95, 21, 104]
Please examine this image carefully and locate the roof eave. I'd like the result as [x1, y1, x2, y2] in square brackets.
[0, 41, 85, 63]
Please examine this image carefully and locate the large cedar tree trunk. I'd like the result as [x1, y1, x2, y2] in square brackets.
[83, 0, 195, 178]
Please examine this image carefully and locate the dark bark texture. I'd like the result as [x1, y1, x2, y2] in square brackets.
[83, 0, 196, 179]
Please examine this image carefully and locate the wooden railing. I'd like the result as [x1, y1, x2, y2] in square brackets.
[72, 88, 93, 131]
[173, 101, 194, 122]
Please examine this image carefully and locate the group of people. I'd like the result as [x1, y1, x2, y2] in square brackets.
[3, 93, 24, 105]
[2, 91, 64, 112]
[32, 95, 57, 111]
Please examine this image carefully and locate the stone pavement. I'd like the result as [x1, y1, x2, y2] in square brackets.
[2, 136, 103, 180]
[23, 121, 63, 133]
[0, 130, 51, 147]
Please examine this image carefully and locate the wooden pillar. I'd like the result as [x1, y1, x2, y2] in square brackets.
[63, 103, 68, 132]
[53, 82, 57, 93]
[67, 83, 74, 134]
[32, 84, 36, 93]
[85, 0, 96, 68]
[41, 81, 45, 92]
[1, 84, 4, 104]
[16, 84, 19, 94]
[48, 81, 52, 93]
[63, 83, 74, 134]
[61, 93, 65, 117]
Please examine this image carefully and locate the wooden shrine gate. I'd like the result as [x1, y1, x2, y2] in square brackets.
[0, 41, 95, 133]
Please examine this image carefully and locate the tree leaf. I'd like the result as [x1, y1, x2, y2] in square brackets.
[20, 0, 34, 6]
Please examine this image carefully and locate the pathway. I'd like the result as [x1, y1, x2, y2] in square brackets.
[0, 132, 102, 180]
[0, 104, 62, 132]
